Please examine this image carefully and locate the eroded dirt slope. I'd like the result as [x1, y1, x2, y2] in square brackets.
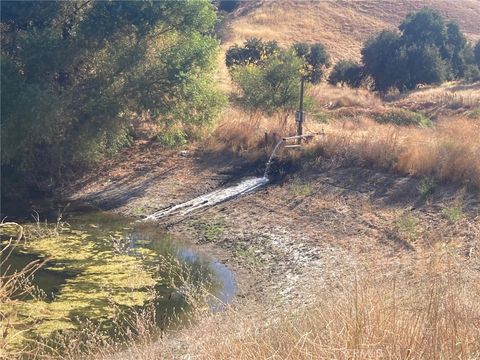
[68, 143, 480, 301]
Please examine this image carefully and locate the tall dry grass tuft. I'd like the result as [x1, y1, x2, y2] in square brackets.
[395, 117, 480, 186]
[122, 248, 480, 360]
[0, 222, 46, 359]
[205, 107, 296, 159]
[308, 85, 384, 111]
[313, 116, 480, 188]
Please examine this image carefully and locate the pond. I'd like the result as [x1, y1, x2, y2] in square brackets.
[0, 207, 236, 351]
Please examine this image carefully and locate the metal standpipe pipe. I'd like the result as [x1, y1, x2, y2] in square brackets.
[282, 134, 315, 142]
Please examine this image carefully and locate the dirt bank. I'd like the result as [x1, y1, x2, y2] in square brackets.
[67, 141, 480, 306]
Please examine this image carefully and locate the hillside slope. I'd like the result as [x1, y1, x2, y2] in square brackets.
[223, 0, 480, 62]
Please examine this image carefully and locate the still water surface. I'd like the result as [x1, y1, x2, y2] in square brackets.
[1, 207, 236, 345]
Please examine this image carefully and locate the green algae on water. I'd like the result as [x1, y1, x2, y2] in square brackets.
[1, 211, 231, 353]
[2, 222, 162, 345]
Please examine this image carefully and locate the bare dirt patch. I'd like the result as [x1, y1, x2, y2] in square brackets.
[67, 141, 480, 305]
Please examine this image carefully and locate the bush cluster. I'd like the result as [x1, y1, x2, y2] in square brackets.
[362, 9, 479, 91]
[374, 109, 432, 127]
[1, 1, 225, 200]
[329, 9, 480, 92]
[226, 39, 330, 112]
[328, 60, 365, 88]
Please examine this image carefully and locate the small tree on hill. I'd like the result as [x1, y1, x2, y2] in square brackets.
[362, 30, 404, 91]
[399, 8, 446, 49]
[226, 38, 279, 67]
[444, 22, 469, 78]
[475, 41, 480, 67]
[292, 42, 330, 83]
[328, 60, 365, 88]
[231, 50, 304, 113]
[362, 8, 475, 92]
[403, 44, 447, 88]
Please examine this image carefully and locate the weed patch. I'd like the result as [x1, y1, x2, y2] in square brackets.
[191, 218, 226, 242]
[442, 202, 464, 223]
[418, 177, 436, 200]
[395, 213, 419, 244]
[374, 109, 432, 127]
[289, 177, 314, 197]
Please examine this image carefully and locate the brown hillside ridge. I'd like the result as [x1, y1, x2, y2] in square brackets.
[223, 0, 480, 62]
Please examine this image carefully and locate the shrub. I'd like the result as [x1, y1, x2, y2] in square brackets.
[395, 213, 419, 244]
[361, 9, 473, 91]
[226, 38, 279, 67]
[292, 42, 330, 83]
[442, 203, 463, 223]
[464, 64, 480, 82]
[474, 41, 480, 66]
[155, 128, 188, 147]
[231, 50, 304, 113]
[290, 177, 314, 197]
[374, 109, 432, 127]
[418, 177, 436, 200]
[328, 60, 365, 88]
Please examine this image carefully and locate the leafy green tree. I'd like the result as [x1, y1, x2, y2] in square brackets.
[361, 8, 474, 91]
[361, 30, 404, 91]
[1, 0, 225, 199]
[399, 8, 447, 49]
[292, 43, 310, 58]
[445, 22, 469, 78]
[403, 44, 447, 88]
[226, 38, 279, 67]
[475, 41, 480, 67]
[231, 51, 304, 113]
[292, 42, 330, 83]
[328, 60, 365, 88]
[227, 39, 330, 85]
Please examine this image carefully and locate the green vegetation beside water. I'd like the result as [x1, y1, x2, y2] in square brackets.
[0, 213, 222, 351]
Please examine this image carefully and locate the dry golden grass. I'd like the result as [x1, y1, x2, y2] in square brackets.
[308, 82, 480, 116]
[314, 116, 480, 188]
[224, 0, 480, 62]
[206, 103, 480, 188]
[390, 82, 480, 114]
[204, 107, 296, 159]
[224, 1, 382, 62]
[308, 85, 385, 111]
[395, 117, 480, 185]
[106, 245, 480, 360]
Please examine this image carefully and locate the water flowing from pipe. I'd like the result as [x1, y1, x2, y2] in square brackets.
[145, 139, 291, 221]
[263, 139, 284, 178]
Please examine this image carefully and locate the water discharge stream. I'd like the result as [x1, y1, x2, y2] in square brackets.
[145, 176, 269, 221]
[146, 138, 294, 221]
[264, 139, 284, 178]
